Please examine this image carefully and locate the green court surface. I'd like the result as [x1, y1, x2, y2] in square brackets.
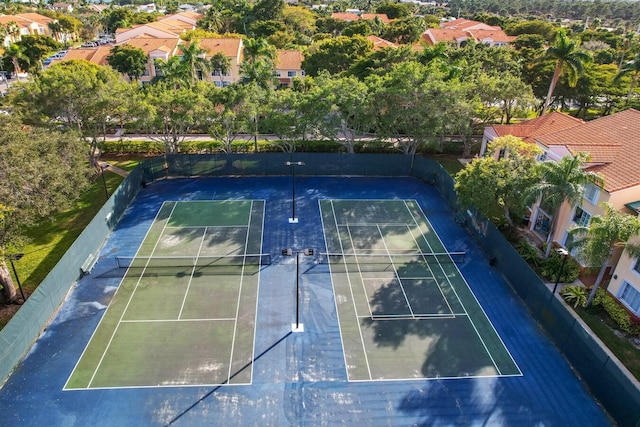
[64, 200, 265, 389]
[320, 199, 521, 381]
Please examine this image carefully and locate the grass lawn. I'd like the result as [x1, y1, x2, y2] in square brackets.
[574, 306, 640, 381]
[432, 155, 465, 176]
[0, 170, 124, 330]
[104, 157, 144, 172]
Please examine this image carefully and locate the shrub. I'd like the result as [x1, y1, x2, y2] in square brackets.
[592, 289, 640, 336]
[539, 252, 580, 283]
[561, 285, 588, 308]
[515, 240, 542, 269]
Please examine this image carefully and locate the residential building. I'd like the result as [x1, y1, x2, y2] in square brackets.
[196, 38, 243, 86]
[423, 18, 515, 47]
[482, 109, 640, 309]
[0, 13, 59, 45]
[115, 12, 201, 43]
[330, 13, 391, 24]
[367, 35, 397, 50]
[274, 50, 304, 87]
[116, 37, 182, 83]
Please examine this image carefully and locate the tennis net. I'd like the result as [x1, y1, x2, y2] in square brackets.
[116, 254, 271, 269]
[319, 252, 465, 264]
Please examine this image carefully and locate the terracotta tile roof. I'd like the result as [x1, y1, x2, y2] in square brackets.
[330, 13, 390, 24]
[118, 37, 181, 56]
[367, 35, 397, 50]
[441, 18, 498, 31]
[197, 38, 243, 58]
[422, 28, 468, 45]
[0, 15, 32, 27]
[52, 46, 112, 66]
[276, 50, 303, 69]
[468, 29, 516, 44]
[491, 112, 583, 143]
[163, 11, 202, 21]
[15, 13, 53, 25]
[536, 109, 640, 192]
[423, 27, 515, 46]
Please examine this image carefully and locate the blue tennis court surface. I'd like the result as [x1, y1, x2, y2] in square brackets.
[0, 176, 612, 426]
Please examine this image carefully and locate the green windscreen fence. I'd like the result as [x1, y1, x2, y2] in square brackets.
[1, 154, 638, 426]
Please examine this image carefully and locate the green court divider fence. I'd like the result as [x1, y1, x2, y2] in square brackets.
[420, 157, 640, 427]
[1, 153, 638, 426]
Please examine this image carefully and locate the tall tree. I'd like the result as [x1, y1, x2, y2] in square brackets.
[302, 36, 373, 76]
[251, 0, 285, 23]
[139, 80, 212, 155]
[239, 38, 276, 88]
[12, 60, 135, 165]
[16, 35, 62, 74]
[525, 153, 604, 258]
[2, 43, 28, 75]
[0, 119, 90, 302]
[107, 44, 148, 82]
[455, 136, 542, 226]
[179, 40, 211, 83]
[210, 51, 231, 86]
[570, 203, 640, 305]
[538, 29, 591, 115]
[614, 50, 640, 105]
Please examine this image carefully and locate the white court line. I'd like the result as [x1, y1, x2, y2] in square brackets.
[377, 224, 415, 318]
[226, 200, 253, 383]
[409, 200, 520, 375]
[63, 201, 175, 390]
[329, 200, 373, 381]
[120, 318, 236, 323]
[87, 202, 179, 388]
[177, 226, 209, 319]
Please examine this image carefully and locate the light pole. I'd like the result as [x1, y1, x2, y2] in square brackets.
[9, 254, 26, 302]
[552, 248, 569, 295]
[100, 163, 109, 201]
[282, 248, 314, 332]
[285, 161, 304, 223]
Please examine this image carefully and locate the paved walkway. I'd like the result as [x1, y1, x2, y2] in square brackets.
[98, 161, 129, 178]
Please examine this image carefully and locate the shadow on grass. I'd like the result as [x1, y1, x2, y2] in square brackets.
[19, 172, 124, 290]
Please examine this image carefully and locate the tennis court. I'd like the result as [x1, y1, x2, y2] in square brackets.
[65, 200, 266, 389]
[320, 199, 520, 380]
[0, 175, 614, 426]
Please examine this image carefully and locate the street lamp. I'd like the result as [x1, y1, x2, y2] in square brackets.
[552, 248, 569, 295]
[285, 161, 304, 223]
[9, 254, 26, 302]
[100, 163, 109, 201]
[282, 248, 314, 332]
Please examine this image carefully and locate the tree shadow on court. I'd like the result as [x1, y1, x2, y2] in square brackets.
[397, 377, 552, 426]
[362, 261, 495, 378]
[164, 331, 292, 426]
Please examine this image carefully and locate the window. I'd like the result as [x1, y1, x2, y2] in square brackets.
[619, 282, 640, 314]
[583, 183, 599, 205]
[572, 207, 591, 227]
[274, 71, 282, 77]
[634, 258, 640, 274]
[287, 70, 297, 77]
[537, 152, 547, 162]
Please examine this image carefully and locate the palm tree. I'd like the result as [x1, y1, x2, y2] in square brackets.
[5, 21, 21, 44]
[569, 203, 640, 305]
[3, 43, 28, 75]
[210, 52, 231, 87]
[179, 41, 211, 83]
[525, 153, 604, 258]
[538, 29, 591, 116]
[614, 51, 640, 106]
